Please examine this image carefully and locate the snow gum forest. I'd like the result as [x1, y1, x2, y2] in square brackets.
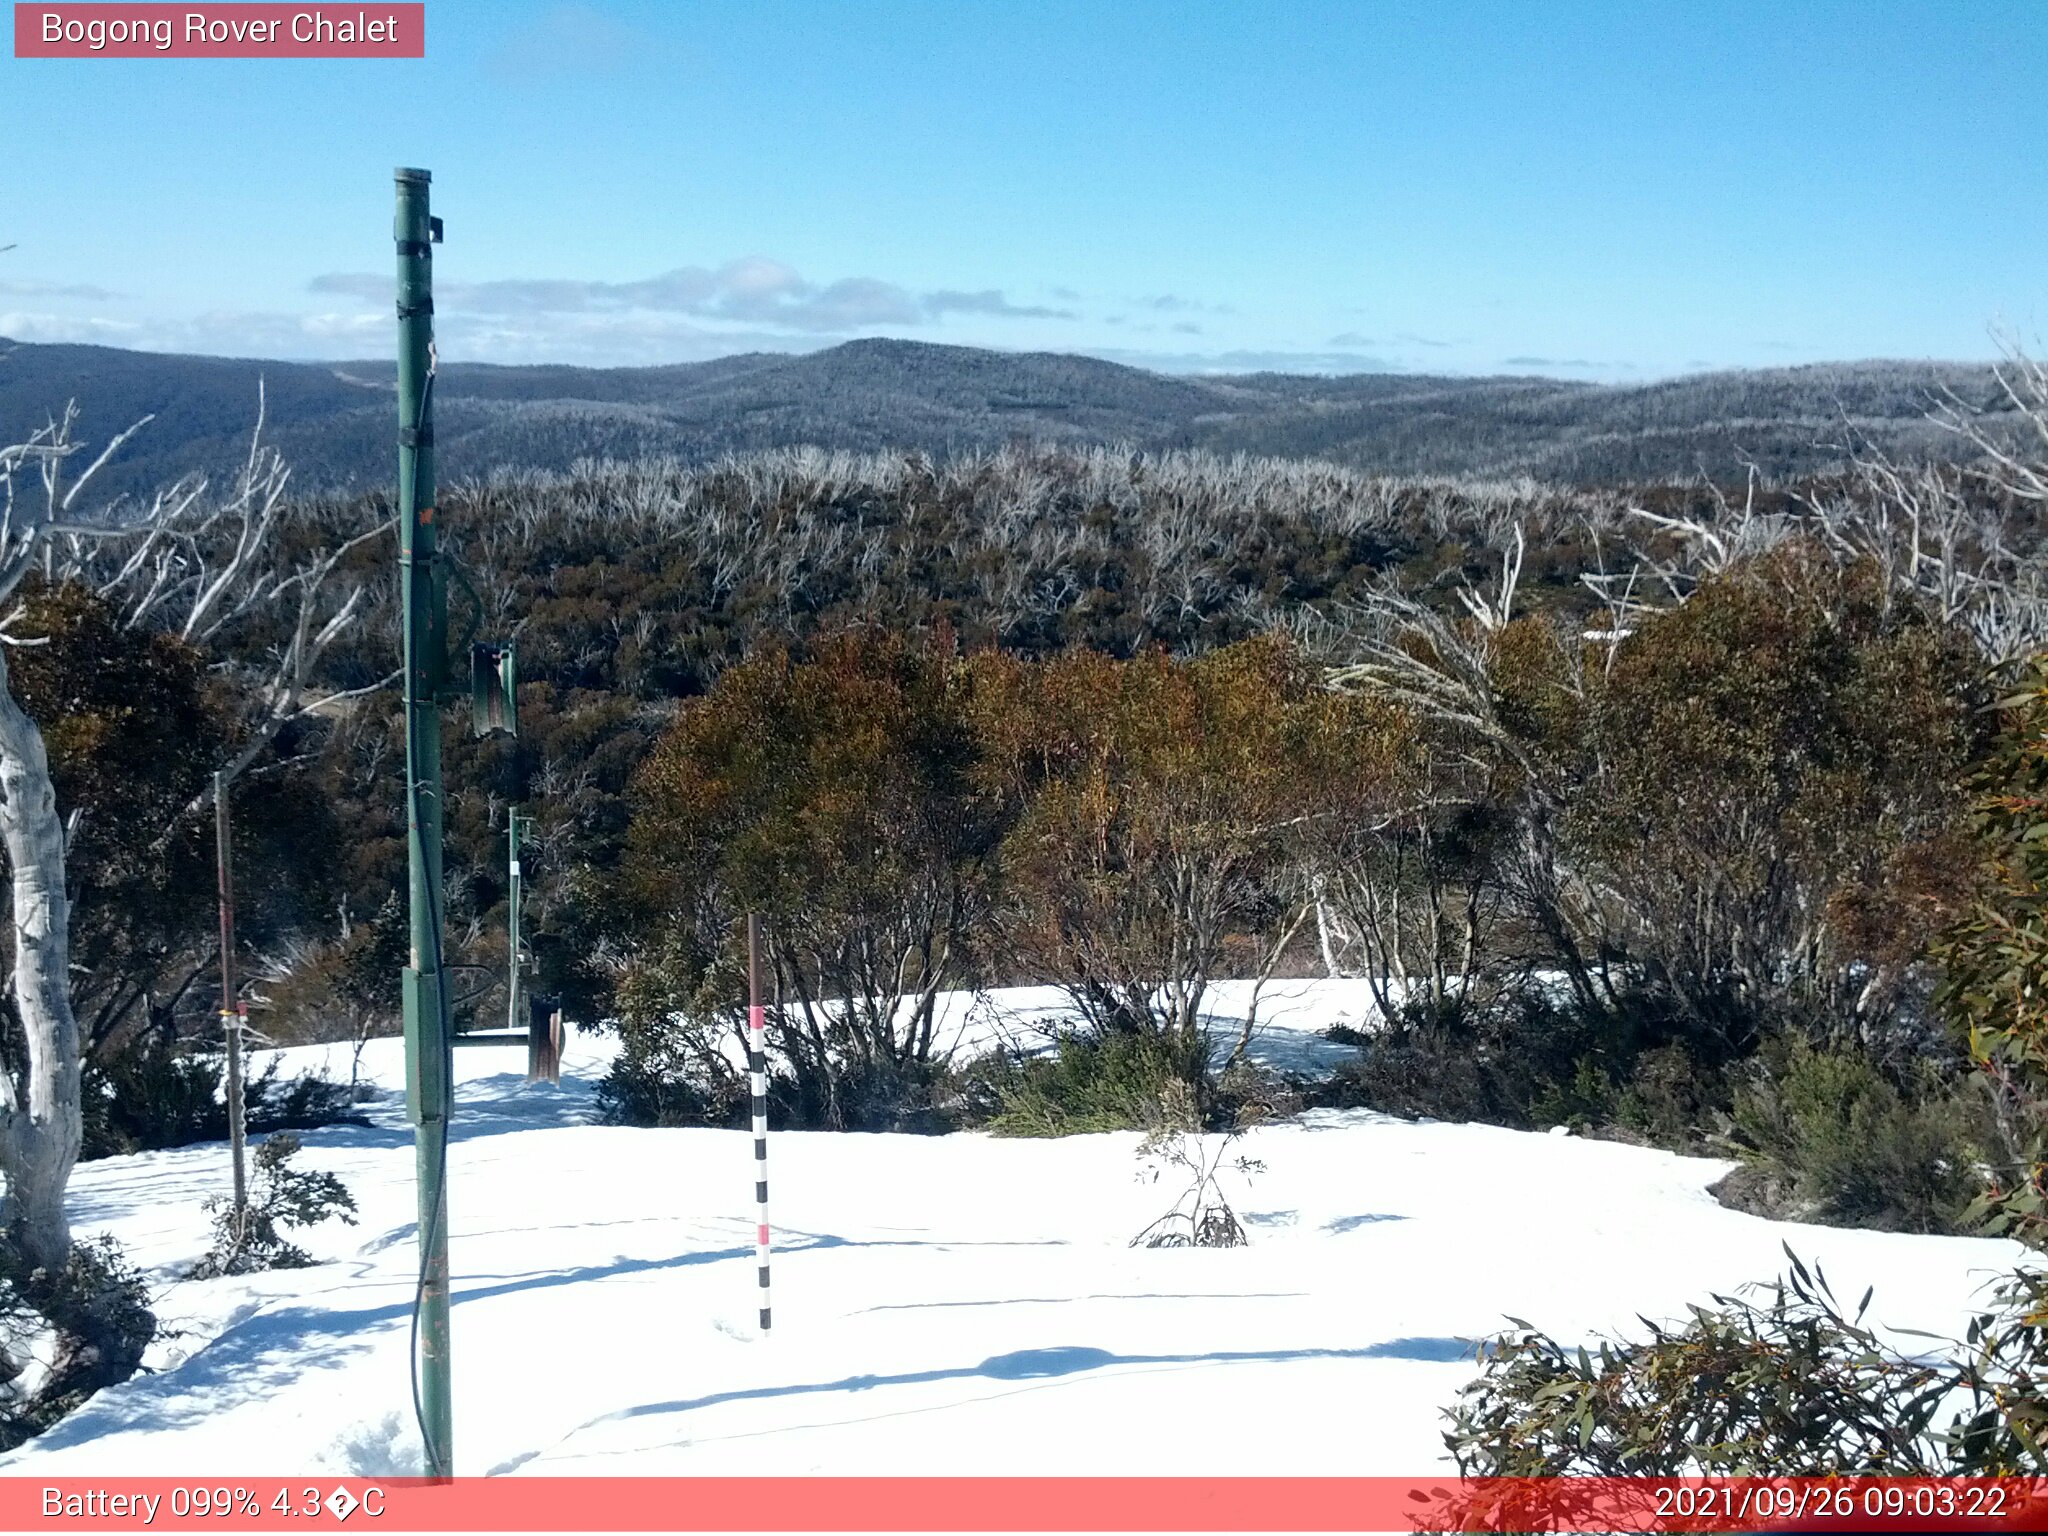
[4, 347, 2048, 1477]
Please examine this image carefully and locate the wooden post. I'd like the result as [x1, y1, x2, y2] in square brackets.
[527, 994, 562, 1085]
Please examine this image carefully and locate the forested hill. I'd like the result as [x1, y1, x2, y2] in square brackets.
[0, 334, 2014, 497]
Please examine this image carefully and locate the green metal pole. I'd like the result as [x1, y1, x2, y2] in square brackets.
[506, 810, 523, 1034]
[394, 165, 454, 1481]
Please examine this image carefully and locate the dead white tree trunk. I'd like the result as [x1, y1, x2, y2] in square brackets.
[0, 410, 156, 1278]
[0, 643, 78, 1275]
[0, 392, 383, 1288]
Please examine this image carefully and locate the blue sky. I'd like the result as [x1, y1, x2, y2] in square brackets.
[1, 0, 2042, 379]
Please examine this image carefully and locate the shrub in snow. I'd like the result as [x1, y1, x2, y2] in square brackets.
[596, 1022, 747, 1129]
[248, 1065, 365, 1139]
[1326, 987, 1733, 1154]
[1128, 1118, 1265, 1249]
[81, 1041, 229, 1160]
[190, 1133, 356, 1279]
[0, 1236, 154, 1451]
[1725, 1040, 1988, 1234]
[974, 638, 1368, 1126]
[618, 628, 994, 1132]
[1322, 991, 1576, 1129]
[253, 897, 408, 1095]
[83, 1037, 361, 1162]
[985, 1027, 1207, 1138]
[1934, 656, 2048, 1251]
[1445, 1244, 2048, 1476]
[1559, 546, 1980, 1051]
[1328, 540, 1986, 1148]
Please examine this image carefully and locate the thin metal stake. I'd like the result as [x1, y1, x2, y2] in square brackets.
[214, 770, 247, 1221]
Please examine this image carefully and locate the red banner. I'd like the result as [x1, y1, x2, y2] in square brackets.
[5, 1478, 2048, 1532]
[12, 4, 424, 58]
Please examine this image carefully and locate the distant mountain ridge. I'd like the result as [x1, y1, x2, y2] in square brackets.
[0, 335, 2013, 498]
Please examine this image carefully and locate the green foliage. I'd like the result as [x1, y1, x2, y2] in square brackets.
[595, 964, 754, 1131]
[257, 896, 408, 1093]
[1322, 987, 1739, 1154]
[1527, 1055, 1625, 1135]
[1326, 1011, 1526, 1128]
[189, 1133, 357, 1278]
[1726, 1042, 1987, 1233]
[1433, 624, 2048, 1489]
[1933, 658, 2048, 1246]
[1322, 992, 1594, 1129]
[588, 630, 1376, 1140]
[0, 1235, 155, 1451]
[13, 424, 2015, 1183]
[1310, 543, 1989, 1162]
[981, 1029, 1212, 1138]
[1571, 545, 1982, 1049]
[1609, 1042, 1724, 1145]
[594, 1042, 745, 1130]
[0, 580, 352, 1072]
[80, 1039, 360, 1161]
[80, 1041, 223, 1162]
[250, 1067, 363, 1139]
[1446, 1250, 2048, 1476]
[130, 445, 2007, 1104]
[1, 581, 224, 1057]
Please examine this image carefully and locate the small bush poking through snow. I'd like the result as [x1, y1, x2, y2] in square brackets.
[1129, 1118, 1265, 1249]
[190, 1134, 357, 1279]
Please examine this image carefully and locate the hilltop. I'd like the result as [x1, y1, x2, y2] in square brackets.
[0, 335, 2012, 497]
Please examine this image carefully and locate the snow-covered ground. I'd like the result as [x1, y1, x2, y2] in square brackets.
[3, 981, 2033, 1477]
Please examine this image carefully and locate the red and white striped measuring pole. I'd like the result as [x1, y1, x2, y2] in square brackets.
[747, 912, 772, 1332]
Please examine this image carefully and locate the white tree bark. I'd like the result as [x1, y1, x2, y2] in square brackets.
[0, 397, 381, 1287]
[0, 646, 80, 1275]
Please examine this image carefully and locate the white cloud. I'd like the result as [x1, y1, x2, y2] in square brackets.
[0, 278, 120, 301]
[924, 289, 1074, 320]
[1140, 294, 1233, 316]
[1500, 355, 1606, 372]
[310, 258, 1073, 336]
[0, 311, 144, 342]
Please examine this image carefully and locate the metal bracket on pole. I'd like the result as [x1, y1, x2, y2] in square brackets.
[471, 642, 517, 738]
[401, 966, 449, 1127]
